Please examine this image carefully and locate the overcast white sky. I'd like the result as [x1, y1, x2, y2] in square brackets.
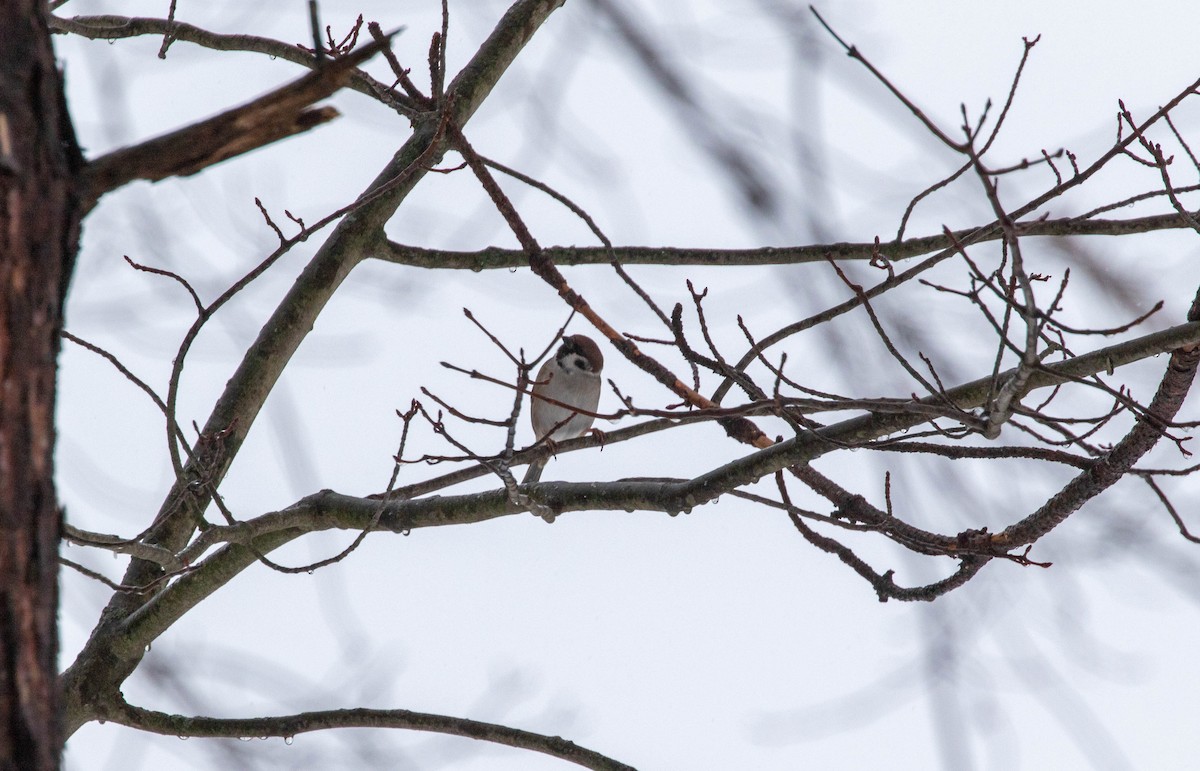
[53, 1, 1200, 769]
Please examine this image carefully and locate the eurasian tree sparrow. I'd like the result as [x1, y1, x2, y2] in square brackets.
[523, 334, 604, 484]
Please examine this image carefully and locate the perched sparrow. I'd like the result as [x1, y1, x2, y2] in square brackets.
[523, 334, 604, 484]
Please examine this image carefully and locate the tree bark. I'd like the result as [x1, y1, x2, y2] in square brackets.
[0, 2, 82, 769]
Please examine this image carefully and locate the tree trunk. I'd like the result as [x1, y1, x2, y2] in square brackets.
[0, 1, 82, 769]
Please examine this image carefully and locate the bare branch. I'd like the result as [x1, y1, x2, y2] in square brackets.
[62, 525, 186, 572]
[50, 14, 410, 109]
[376, 211, 1199, 269]
[105, 699, 635, 771]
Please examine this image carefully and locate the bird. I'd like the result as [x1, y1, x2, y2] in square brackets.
[523, 334, 604, 485]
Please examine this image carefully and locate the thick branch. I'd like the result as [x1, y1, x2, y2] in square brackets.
[997, 343, 1200, 547]
[81, 39, 391, 208]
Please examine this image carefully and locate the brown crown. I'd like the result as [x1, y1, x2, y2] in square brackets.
[562, 334, 604, 372]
